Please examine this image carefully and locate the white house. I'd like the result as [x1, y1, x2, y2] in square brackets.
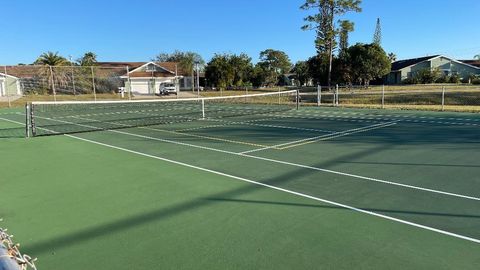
[97, 61, 194, 95]
[0, 70, 22, 97]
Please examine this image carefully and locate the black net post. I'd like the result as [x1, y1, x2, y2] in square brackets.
[30, 104, 36, 137]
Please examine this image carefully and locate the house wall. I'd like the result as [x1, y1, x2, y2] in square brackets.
[401, 61, 431, 80]
[431, 57, 480, 78]
[5, 76, 20, 95]
[0, 78, 4, 96]
[387, 57, 480, 84]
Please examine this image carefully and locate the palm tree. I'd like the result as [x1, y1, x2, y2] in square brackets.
[34, 51, 69, 66]
[78, 52, 98, 66]
[388, 53, 397, 63]
[34, 52, 69, 94]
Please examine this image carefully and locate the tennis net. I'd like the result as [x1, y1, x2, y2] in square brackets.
[26, 90, 299, 137]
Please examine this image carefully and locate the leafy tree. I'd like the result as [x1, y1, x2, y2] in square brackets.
[230, 53, 254, 87]
[257, 49, 292, 86]
[251, 64, 268, 87]
[338, 20, 354, 58]
[154, 50, 204, 91]
[78, 52, 98, 66]
[205, 54, 234, 89]
[301, 0, 362, 87]
[388, 53, 397, 62]
[292, 61, 310, 86]
[306, 56, 326, 85]
[475, 55, 480, 60]
[347, 43, 391, 86]
[372, 18, 382, 45]
[204, 53, 253, 89]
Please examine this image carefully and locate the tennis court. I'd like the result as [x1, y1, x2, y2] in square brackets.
[1, 91, 479, 269]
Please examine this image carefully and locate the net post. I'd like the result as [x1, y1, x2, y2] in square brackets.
[382, 85, 385, 109]
[441, 86, 445, 111]
[201, 99, 205, 119]
[25, 103, 30, 138]
[30, 103, 36, 137]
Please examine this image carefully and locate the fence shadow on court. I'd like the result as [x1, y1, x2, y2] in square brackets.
[0, 127, 25, 138]
[206, 198, 480, 219]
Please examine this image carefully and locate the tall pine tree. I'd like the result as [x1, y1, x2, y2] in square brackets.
[373, 18, 382, 45]
[301, 0, 362, 88]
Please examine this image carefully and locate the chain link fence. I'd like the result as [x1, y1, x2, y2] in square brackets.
[0, 65, 130, 105]
[299, 84, 480, 112]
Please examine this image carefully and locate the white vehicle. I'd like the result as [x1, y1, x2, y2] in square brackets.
[159, 83, 177, 95]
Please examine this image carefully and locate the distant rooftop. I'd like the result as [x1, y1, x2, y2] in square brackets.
[391, 55, 439, 71]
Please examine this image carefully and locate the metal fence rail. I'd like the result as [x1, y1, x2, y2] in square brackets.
[299, 84, 480, 112]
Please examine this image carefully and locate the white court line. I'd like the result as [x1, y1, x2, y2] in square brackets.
[20, 114, 480, 202]
[64, 133, 480, 244]
[240, 121, 398, 154]
[0, 116, 26, 126]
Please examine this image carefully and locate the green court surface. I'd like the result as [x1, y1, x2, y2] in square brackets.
[1, 105, 480, 269]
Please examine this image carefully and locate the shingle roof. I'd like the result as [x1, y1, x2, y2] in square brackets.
[460, 60, 480, 68]
[96, 62, 185, 76]
[391, 55, 440, 71]
[0, 65, 43, 78]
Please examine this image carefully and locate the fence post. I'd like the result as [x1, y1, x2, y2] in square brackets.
[71, 64, 76, 95]
[91, 66, 97, 102]
[278, 87, 281, 104]
[4, 66, 11, 108]
[382, 85, 385, 109]
[335, 84, 339, 107]
[49, 65, 57, 103]
[296, 90, 300, 110]
[317, 85, 321, 106]
[126, 66, 132, 100]
[442, 86, 445, 111]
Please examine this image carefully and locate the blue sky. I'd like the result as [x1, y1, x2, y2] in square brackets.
[1, 0, 479, 64]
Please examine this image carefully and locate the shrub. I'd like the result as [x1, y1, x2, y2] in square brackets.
[449, 74, 460, 84]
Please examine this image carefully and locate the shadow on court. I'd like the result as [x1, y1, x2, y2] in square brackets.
[206, 198, 480, 219]
[0, 127, 26, 138]
[23, 140, 480, 256]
